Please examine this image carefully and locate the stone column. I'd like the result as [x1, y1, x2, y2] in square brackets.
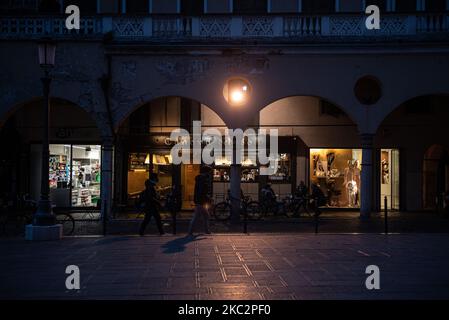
[360, 134, 374, 219]
[230, 164, 241, 223]
[101, 137, 114, 220]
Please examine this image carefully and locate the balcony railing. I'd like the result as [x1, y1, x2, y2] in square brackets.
[1, 13, 448, 40]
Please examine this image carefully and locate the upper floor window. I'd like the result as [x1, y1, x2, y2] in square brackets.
[206, 0, 231, 13]
[151, 0, 178, 13]
[365, 0, 387, 11]
[126, 0, 149, 13]
[234, 0, 267, 14]
[99, 0, 119, 13]
[302, 0, 335, 13]
[39, 0, 61, 13]
[395, 0, 417, 12]
[270, 0, 299, 13]
[425, 0, 447, 12]
[339, 0, 363, 12]
[67, 0, 97, 14]
[181, 0, 203, 15]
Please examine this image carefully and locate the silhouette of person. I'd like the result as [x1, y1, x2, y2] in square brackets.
[139, 174, 165, 236]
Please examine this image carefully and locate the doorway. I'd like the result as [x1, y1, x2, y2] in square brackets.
[380, 149, 400, 210]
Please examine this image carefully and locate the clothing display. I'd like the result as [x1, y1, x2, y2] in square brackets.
[310, 149, 362, 208]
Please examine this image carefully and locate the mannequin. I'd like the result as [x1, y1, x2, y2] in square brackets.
[343, 160, 360, 207]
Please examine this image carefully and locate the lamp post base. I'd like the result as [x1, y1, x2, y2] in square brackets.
[33, 199, 56, 226]
[25, 224, 62, 241]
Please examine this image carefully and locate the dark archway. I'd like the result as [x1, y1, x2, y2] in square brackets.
[423, 145, 449, 210]
[376, 94, 449, 211]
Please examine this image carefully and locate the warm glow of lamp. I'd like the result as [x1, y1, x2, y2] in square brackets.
[223, 78, 251, 106]
[231, 90, 244, 104]
[144, 154, 150, 165]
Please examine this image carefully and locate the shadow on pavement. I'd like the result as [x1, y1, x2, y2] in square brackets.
[162, 235, 206, 254]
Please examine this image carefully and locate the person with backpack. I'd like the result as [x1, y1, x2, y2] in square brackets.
[139, 173, 165, 236]
[188, 166, 212, 236]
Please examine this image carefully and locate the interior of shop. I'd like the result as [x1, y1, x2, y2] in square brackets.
[310, 148, 362, 208]
[48, 144, 101, 207]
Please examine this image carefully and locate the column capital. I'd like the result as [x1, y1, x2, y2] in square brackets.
[360, 133, 375, 149]
[101, 136, 114, 148]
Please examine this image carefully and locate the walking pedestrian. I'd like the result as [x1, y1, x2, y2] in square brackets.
[188, 166, 212, 236]
[139, 173, 165, 236]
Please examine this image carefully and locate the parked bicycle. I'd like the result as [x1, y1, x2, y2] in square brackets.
[213, 191, 261, 221]
[0, 194, 75, 236]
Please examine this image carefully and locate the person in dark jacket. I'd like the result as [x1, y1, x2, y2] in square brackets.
[310, 183, 326, 217]
[188, 166, 212, 236]
[139, 173, 165, 236]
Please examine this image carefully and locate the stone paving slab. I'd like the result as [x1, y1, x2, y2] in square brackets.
[1, 234, 449, 300]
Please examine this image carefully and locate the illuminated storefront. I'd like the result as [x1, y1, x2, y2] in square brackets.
[46, 144, 101, 207]
[310, 148, 362, 208]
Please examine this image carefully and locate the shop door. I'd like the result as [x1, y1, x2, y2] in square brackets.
[391, 149, 400, 210]
[380, 149, 400, 210]
[182, 164, 200, 210]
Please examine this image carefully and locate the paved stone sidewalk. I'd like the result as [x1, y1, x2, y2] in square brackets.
[1, 234, 449, 300]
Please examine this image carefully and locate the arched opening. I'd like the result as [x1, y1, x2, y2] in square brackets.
[256, 96, 361, 210]
[376, 95, 449, 211]
[116, 96, 227, 215]
[0, 98, 102, 208]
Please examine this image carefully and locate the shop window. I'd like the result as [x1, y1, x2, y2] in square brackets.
[71, 145, 101, 207]
[269, 153, 291, 183]
[233, 0, 267, 14]
[181, 0, 203, 15]
[213, 154, 259, 182]
[301, 0, 335, 13]
[310, 149, 362, 208]
[395, 0, 417, 12]
[49, 145, 71, 207]
[425, 0, 447, 12]
[126, 0, 149, 13]
[49, 144, 101, 208]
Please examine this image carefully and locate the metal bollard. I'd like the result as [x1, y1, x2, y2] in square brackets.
[172, 209, 177, 235]
[384, 196, 388, 235]
[103, 200, 107, 236]
[243, 208, 248, 234]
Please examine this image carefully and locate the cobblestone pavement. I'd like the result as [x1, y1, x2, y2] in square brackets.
[1, 234, 449, 300]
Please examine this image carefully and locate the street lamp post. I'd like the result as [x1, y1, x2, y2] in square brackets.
[33, 38, 57, 226]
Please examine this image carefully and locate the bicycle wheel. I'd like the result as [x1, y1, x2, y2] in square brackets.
[213, 202, 231, 221]
[56, 213, 75, 236]
[246, 201, 262, 220]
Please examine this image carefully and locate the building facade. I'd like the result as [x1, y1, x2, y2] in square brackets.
[1, 0, 449, 219]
